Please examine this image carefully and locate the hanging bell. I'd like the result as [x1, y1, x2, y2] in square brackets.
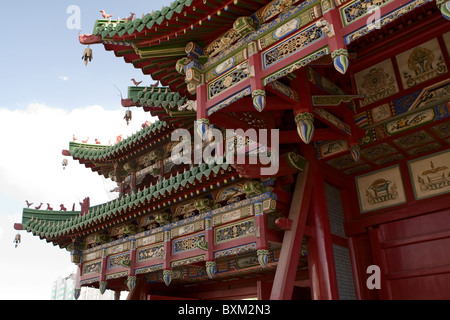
[82, 46, 93, 66]
[124, 109, 132, 126]
[13, 233, 21, 248]
[62, 158, 68, 170]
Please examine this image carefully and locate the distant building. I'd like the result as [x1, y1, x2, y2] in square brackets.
[51, 274, 122, 300]
[77, 286, 117, 300]
[51, 274, 75, 300]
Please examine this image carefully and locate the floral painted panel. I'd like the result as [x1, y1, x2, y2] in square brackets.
[396, 38, 447, 90]
[355, 59, 399, 107]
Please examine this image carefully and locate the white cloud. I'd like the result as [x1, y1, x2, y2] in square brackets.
[0, 103, 157, 299]
[59, 76, 70, 81]
[0, 103, 156, 207]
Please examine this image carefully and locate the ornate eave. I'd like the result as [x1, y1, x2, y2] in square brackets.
[66, 120, 173, 177]
[81, 0, 275, 96]
[20, 162, 239, 247]
[125, 86, 197, 127]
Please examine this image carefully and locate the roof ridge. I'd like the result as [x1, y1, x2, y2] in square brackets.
[69, 120, 170, 158]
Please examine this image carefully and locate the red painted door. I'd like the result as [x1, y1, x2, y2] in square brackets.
[369, 209, 450, 299]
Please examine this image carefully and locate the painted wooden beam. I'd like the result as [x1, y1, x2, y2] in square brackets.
[270, 162, 313, 300]
[280, 129, 346, 144]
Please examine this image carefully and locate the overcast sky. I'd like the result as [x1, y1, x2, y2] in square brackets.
[0, 0, 171, 300]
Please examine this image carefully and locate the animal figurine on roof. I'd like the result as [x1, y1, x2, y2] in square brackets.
[125, 12, 135, 22]
[47, 204, 53, 211]
[80, 197, 90, 216]
[60, 204, 67, 211]
[35, 203, 43, 210]
[25, 200, 33, 208]
[100, 10, 113, 19]
[131, 78, 142, 86]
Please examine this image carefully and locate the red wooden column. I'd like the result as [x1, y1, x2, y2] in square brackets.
[126, 240, 137, 292]
[303, 144, 339, 300]
[162, 230, 173, 286]
[74, 263, 82, 300]
[294, 67, 315, 145]
[196, 83, 209, 140]
[255, 201, 270, 268]
[248, 41, 267, 112]
[99, 248, 108, 294]
[204, 217, 218, 279]
[270, 163, 313, 300]
[130, 171, 137, 193]
[321, 0, 350, 75]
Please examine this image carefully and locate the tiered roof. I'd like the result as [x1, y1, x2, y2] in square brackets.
[81, 0, 275, 95]
[67, 120, 172, 177]
[126, 86, 196, 126]
[22, 161, 237, 248]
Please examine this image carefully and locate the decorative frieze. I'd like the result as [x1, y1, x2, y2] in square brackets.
[207, 86, 252, 116]
[171, 220, 205, 239]
[340, 0, 395, 26]
[106, 242, 130, 256]
[344, 0, 433, 44]
[137, 244, 165, 262]
[135, 264, 163, 275]
[262, 23, 325, 69]
[204, 0, 321, 69]
[82, 250, 102, 263]
[215, 218, 257, 244]
[136, 232, 164, 247]
[106, 272, 128, 280]
[263, 46, 329, 85]
[208, 63, 252, 99]
[214, 242, 257, 259]
[213, 205, 254, 227]
[107, 252, 131, 269]
[171, 255, 206, 268]
[172, 233, 206, 254]
[82, 260, 101, 275]
[206, 50, 248, 82]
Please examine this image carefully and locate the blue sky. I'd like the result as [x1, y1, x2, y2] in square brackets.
[0, 0, 172, 300]
[0, 0, 171, 110]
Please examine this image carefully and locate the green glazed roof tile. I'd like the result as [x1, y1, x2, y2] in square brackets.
[22, 159, 235, 244]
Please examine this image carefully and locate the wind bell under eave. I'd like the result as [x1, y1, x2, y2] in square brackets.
[62, 158, 68, 170]
[124, 109, 132, 126]
[82, 46, 93, 66]
[13, 233, 21, 248]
